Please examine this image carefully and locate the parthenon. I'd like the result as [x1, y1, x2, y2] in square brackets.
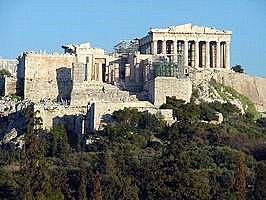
[139, 23, 231, 69]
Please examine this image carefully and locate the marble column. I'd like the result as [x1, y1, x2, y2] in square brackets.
[191, 42, 195, 67]
[226, 42, 230, 69]
[86, 63, 91, 82]
[195, 41, 199, 68]
[98, 63, 102, 82]
[152, 40, 157, 55]
[216, 42, 220, 68]
[125, 64, 130, 81]
[114, 63, 120, 83]
[135, 63, 140, 83]
[205, 41, 210, 68]
[184, 40, 189, 67]
[162, 40, 166, 54]
[173, 40, 177, 62]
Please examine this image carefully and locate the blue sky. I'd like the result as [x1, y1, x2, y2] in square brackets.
[0, 0, 266, 76]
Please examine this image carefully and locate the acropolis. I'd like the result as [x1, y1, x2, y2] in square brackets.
[1, 23, 266, 135]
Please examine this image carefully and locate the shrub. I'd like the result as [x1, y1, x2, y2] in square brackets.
[0, 69, 11, 77]
[257, 117, 266, 128]
[231, 65, 244, 73]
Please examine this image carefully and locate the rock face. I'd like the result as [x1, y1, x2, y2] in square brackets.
[1, 128, 17, 144]
[0, 96, 30, 149]
[192, 70, 266, 112]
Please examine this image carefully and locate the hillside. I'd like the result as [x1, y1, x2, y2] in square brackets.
[1, 95, 266, 199]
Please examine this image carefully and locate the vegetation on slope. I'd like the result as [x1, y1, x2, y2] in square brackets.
[0, 100, 266, 199]
[209, 78, 259, 119]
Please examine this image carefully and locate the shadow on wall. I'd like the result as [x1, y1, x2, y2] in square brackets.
[56, 67, 73, 103]
[0, 78, 4, 96]
[52, 114, 89, 149]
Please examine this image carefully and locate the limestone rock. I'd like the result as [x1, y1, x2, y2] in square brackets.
[1, 128, 17, 144]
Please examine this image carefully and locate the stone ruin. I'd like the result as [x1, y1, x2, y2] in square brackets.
[1, 23, 266, 140]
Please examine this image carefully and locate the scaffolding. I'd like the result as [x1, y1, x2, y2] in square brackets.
[152, 57, 186, 79]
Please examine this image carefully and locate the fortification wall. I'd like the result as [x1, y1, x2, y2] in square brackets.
[34, 104, 88, 134]
[23, 53, 75, 102]
[194, 70, 266, 112]
[145, 77, 192, 107]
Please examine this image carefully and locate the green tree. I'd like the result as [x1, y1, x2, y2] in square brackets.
[0, 69, 11, 77]
[235, 155, 246, 200]
[49, 124, 70, 159]
[20, 108, 55, 199]
[231, 65, 244, 73]
[0, 168, 17, 199]
[78, 160, 87, 200]
[92, 171, 102, 200]
[254, 161, 266, 200]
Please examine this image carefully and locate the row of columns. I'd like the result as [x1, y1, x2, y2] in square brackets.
[151, 40, 230, 69]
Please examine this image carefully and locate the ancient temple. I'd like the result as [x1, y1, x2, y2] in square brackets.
[138, 23, 231, 69]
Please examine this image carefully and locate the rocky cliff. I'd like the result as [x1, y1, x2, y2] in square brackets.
[192, 70, 266, 113]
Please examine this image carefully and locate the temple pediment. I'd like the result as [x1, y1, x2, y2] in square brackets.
[150, 23, 232, 34]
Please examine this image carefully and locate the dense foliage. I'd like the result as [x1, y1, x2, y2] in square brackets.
[231, 64, 244, 73]
[0, 69, 11, 77]
[1, 99, 266, 199]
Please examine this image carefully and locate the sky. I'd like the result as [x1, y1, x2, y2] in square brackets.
[0, 0, 266, 76]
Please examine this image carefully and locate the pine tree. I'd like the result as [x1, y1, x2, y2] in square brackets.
[254, 161, 266, 200]
[20, 107, 53, 199]
[78, 154, 87, 200]
[235, 155, 246, 200]
[92, 171, 102, 200]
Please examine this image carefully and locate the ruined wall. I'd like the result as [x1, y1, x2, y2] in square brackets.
[71, 82, 138, 106]
[0, 59, 17, 76]
[145, 77, 192, 107]
[34, 104, 88, 135]
[0, 76, 17, 96]
[22, 53, 75, 102]
[194, 70, 266, 112]
[89, 101, 156, 131]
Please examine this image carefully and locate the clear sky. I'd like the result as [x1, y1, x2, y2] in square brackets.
[0, 0, 265, 76]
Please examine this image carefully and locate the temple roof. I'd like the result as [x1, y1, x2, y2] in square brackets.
[150, 23, 232, 34]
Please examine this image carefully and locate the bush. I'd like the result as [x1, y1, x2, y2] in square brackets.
[257, 117, 266, 128]
[0, 69, 11, 77]
[231, 64, 244, 73]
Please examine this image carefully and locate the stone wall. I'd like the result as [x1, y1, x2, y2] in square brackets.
[145, 77, 193, 107]
[19, 53, 75, 102]
[71, 82, 138, 106]
[34, 104, 88, 135]
[0, 76, 17, 96]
